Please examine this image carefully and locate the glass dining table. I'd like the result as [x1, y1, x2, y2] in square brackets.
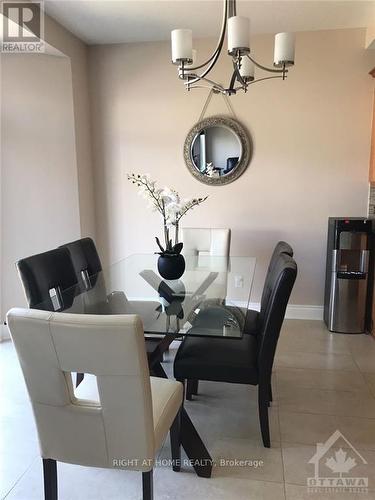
[35, 254, 256, 478]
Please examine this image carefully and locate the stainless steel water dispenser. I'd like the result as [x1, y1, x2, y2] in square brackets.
[324, 218, 372, 333]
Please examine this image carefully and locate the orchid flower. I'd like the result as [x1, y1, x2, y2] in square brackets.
[127, 173, 208, 253]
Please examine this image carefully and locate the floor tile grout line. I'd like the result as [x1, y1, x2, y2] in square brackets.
[280, 440, 375, 453]
[277, 348, 353, 355]
[275, 382, 375, 398]
[272, 371, 288, 500]
[349, 347, 375, 401]
[275, 365, 362, 374]
[278, 408, 375, 422]
[2, 456, 38, 500]
[277, 388, 374, 398]
[274, 365, 372, 374]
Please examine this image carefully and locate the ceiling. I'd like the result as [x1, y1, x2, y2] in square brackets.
[43, 0, 375, 45]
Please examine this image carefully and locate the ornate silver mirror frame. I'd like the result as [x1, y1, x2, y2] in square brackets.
[183, 115, 251, 186]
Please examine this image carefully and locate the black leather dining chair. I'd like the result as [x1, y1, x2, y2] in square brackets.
[173, 253, 297, 448]
[17, 248, 84, 385]
[16, 242, 163, 386]
[60, 237, 167, 371]
[17, 248, 78, 311]
[245, 240, 294, 336]
[59, 237, 102, 292]
[186, 241, 294, 400]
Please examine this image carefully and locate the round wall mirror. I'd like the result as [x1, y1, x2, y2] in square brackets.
[184, 116, 251, 186]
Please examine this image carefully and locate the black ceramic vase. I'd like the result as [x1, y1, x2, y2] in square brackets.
[157, 254, 185, 280]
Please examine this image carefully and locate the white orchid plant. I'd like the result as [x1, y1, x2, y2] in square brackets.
[127, 173, 208, 255]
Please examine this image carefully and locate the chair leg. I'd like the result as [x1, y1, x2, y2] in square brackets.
[142, 470, 153, 500]
[258, 388, 271, 448]
[43, 459, 57, 500]
[186, 379, 196, 400]
[170, 409, 181, 472]
[76, 373, 84, 387]
[176, 378, 186, 403]
[267, 382, 273, 407]
[191, 379, 199, 395]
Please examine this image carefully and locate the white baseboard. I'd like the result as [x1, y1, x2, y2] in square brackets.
[241, 302, 324, 321]
[284, 304, 324, 320]
[0, 324, 10, 342]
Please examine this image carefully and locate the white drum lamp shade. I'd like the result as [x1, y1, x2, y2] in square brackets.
[239, 56, 254, 81]
[228, 16, 250, 55]
[179, 49, 198, 80]
[187, 49, 197, 67]
[274, 32, 295, 67]
[171, 29, 193, 64]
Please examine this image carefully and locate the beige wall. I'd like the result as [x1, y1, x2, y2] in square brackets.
[44, 14, 96, 239]
[0, 12, 95, 321]
[1, 53, 81, 316]
[88, 28, 375, 307]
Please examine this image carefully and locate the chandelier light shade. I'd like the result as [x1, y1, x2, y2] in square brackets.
[227, 16, 250, 55]
[170, 0, 296, 96]
[171, 29, 193, 64]
[239, 56, 254, 81]
[180, 49, 198, 80]
[274, 32, 295, 67]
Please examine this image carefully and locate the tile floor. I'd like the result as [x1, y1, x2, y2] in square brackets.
[1, 320, 375, 499]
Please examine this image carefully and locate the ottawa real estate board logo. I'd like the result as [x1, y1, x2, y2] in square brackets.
[307, 430, 368, 494]
[1, 2, 44, 53]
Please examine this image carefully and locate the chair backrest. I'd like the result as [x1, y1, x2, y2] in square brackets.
[257, 254, 297, 384]
[59, 237, 102, 291]
[17, 248, 78, 311]
[182, 228, 231, 257]
[259, 241, 294, 324]
[7, 308, 155, 470]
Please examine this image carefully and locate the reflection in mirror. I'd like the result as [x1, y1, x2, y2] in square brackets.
[184, 116, 251, 186]
[191, 126, 242, 178]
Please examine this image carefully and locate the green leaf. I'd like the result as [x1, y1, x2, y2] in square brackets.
[155, 236, 165, 253]
[172, 242, 183, 254]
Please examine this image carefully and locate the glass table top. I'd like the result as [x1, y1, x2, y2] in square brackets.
[35, 254, 256, 339]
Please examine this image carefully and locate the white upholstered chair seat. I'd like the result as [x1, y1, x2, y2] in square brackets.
[75, 374, 183, 452]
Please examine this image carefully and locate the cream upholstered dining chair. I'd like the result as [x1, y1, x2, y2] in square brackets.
[181, 228, 231, 302]
[181, 228, 231, 257]
[7, 308, 183, 500]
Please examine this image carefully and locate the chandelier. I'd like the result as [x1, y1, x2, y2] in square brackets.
[171, 0, 295, 96]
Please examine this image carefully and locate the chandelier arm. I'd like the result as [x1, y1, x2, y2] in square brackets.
[183, 0, 228, 83]
[185, 85, 221, 90]
[228, 67, 239, 91]
[231, 59, 247, 89]
[185, 0, 227, 72]
[247, 75, 285, 85]
[247, 54, 287, 74]
[232, 75, 285, 92]
[184, 63, 224, 89]
[188, 76, 225, 92]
